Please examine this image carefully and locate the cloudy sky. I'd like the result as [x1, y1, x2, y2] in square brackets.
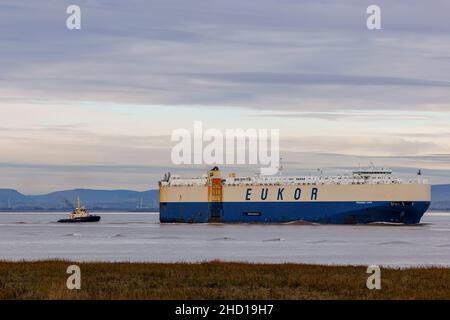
[1, 0, 450, 193]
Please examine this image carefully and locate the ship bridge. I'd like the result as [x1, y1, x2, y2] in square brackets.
[352, 167, 392, 178]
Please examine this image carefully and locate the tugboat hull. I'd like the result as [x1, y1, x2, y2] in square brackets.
[58, 215, 101, 223]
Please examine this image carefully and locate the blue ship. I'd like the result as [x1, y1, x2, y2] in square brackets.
[159, 167, 431, 224]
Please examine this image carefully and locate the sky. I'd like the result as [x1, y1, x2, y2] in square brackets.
[1, 0, 450, 193]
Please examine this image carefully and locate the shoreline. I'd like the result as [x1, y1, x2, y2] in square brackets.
[1, 258, 449, 269]
[1, 260, 449, 299]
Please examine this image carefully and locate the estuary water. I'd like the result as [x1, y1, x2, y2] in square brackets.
[0, 212, 449, 267]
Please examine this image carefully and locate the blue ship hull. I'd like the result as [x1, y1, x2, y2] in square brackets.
[160, 201, 430, 224]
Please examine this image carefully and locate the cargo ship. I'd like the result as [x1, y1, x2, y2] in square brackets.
[159, 167, 431, 224]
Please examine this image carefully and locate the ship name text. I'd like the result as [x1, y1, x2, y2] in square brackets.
[245, 187, 319, 201]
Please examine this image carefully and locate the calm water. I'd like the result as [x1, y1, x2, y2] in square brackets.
[0, 212, 449, 266]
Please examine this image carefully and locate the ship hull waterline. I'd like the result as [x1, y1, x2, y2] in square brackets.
[57, 216, 101, 223]
[160, 201, 430, 224]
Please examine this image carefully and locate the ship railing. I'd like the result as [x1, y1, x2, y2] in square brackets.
[162, 178, 208, 186]
[161, 176, 428, 186]
[221, 179, 406, 186]
[406, 178, 429, 184]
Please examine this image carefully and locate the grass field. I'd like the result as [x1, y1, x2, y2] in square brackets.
[0, 260, 449, 299]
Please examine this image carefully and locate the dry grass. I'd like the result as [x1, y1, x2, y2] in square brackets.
[0, 260, 449, 300]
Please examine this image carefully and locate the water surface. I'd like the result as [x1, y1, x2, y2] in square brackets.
[0, 212, 449, 267]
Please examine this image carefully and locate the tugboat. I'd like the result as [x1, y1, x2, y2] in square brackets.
[58, 197, 101, 223]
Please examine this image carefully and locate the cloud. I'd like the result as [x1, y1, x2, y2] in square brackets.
[1, 1, 450, 191]
[253, 111, 433, 121]
[184, 73, 450, 87]
[281, 136, 441, 157]
[1, 0, 450, 110]
[2, 151, 450, 194]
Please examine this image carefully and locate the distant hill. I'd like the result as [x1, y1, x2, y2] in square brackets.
[0, 184, 449, 212]
[0, 189, 159, 212]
